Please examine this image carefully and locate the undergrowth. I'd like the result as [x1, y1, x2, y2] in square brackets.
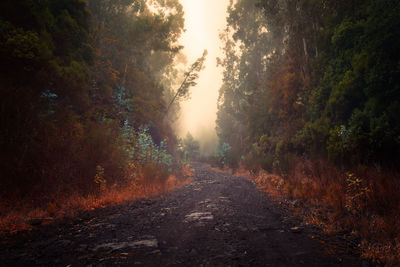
[0, 166, 193, 235]
[250, 160, 400, 266]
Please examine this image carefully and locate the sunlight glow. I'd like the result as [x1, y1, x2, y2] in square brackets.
[178, 0, 230, 154]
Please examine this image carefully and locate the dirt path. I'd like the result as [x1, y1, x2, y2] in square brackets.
[0, 164, 364, 266]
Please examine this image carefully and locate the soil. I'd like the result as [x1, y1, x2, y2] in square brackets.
[0, 163, 369, 266]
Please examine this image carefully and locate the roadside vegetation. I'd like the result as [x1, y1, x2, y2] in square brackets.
[0, 0, 202, 234]
[1, 0, 399, 264]
[215, 0, 400, 265]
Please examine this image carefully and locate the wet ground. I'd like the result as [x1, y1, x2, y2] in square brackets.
[0, 164, 365, 266]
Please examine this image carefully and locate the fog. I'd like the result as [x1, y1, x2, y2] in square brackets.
[176, 0, 230, 155]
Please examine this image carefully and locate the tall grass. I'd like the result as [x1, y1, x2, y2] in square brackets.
[250, 160, 400, 266]
[0, 166, 193, 235]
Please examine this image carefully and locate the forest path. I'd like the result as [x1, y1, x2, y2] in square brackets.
[0, 164, 363, 266]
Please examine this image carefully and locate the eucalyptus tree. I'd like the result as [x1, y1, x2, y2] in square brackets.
[165, 49, 208, 114]
[0, 0, 94, 195]
[217, 0, 400, 171]
[87, 0, 185, 146]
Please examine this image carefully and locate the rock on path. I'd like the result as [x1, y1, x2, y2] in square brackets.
[0, 163, 364, 266]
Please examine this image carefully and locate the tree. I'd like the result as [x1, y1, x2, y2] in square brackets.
[166, 49, 208, 114]
[217, 0, 400, 171]
[0, 0, 95, 195]
[0, 0, 188, 199]
[183, 132, 200, 161]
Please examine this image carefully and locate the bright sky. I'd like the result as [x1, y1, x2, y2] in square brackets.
[177, 0, 230, 154]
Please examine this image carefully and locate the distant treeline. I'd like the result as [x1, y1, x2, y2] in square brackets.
[0, 0, 188, 199]
[217, 0, 400, 173]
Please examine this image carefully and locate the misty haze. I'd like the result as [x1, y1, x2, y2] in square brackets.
[0, 0, 399, 266]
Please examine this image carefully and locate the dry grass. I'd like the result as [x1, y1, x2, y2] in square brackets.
[208, 164, 251, 178]
[249, 160, 400, 266]
[0, 167, 193, 235]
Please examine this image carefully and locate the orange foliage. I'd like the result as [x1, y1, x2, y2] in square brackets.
[249, 160, 400, 266]
[268, 62, 304, 121]
[209, 164, 251, 177]
[0, 168, 193, 235]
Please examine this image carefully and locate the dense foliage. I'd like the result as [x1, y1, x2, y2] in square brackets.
[217, 0, 400, 173]
[216, 3, 400, 262]
[0, 0, 198, 199]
